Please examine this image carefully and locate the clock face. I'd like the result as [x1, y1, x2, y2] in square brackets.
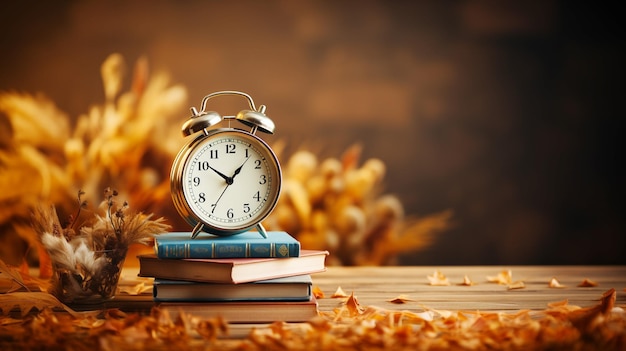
[173, 130, 281, 234]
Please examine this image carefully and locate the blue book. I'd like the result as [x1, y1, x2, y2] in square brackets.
[154, 231, 300, 259]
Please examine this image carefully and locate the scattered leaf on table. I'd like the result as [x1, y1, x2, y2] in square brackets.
[332, 286, 349, 298]
[578, 278, 598, 287]
[487, 270, 513, 285]
[312, 286, 325, 299]
[507, 281, 525, 290]
[388, 295, 415, 304]
[427, 270, 450, 286]
[458, 275, 476, 286]
[0, 292, 77, 317]
[345, 292, 364, 316]
[549, 277, 566, 288]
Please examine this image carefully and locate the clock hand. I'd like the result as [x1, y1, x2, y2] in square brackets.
[211, 184, 230, 214]
[209, 165, 233, 185]
[230, 156, 250, 181]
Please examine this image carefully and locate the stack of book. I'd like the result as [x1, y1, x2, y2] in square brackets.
[138, 231, 328, 323]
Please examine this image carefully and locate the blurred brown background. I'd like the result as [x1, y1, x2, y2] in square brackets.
[1, 0, 623, 265]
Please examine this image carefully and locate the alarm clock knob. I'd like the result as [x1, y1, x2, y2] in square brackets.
[181, 109, 222, 137]
[236, 105, 275, 135]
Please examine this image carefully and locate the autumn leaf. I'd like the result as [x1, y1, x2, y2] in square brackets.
[577, 278, 598, 287]
[388, 294, 415, 304]
[345, 292, 364, 316]
[312, 286, 325, 299]
[427, 270, 450, 286]
[0, 292, 77, 317]
[331, 286, 349, 298]
[0, 259, 29, 293]
[487, 270, 513, 285]
[507, 281, 526, 290]
[549, 277, 566, 288]
[458, 275, 476, 286]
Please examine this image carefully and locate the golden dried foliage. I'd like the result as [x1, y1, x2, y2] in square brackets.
[0, 53, 187, 265]
[0, 288, 625, 350]
[263, 146, 452, 265]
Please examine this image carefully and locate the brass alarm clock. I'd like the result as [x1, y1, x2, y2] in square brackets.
[170, 91, 282, 239]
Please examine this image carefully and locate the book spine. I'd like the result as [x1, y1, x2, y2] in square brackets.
[156, 241, 300, 259]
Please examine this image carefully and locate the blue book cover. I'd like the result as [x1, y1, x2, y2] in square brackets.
[154, 231, 300, 259]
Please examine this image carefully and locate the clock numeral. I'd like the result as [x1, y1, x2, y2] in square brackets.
[259, 174, 267, 184]
[243, 203, 250, 213]
[193, 177, 200, 186]
[209, 150, 218, 159]
[245, 148, 249, 157]
[198, 192, 206, 203]
[254, 159, 261, 169]
[253, 191, 261, 202]
[227, 208, 234, 219]
[198, 161, 210, 171]
[226, 144, 236, 154]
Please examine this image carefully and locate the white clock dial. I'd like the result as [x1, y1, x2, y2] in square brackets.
[176, 130, 281, 234]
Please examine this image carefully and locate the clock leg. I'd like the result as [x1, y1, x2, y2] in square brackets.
[191, 222, 204, 239]
[255, 223, 268, 239]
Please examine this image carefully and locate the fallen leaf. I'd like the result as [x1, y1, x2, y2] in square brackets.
[331, 286, 349, 298]
[0, 292, 77, 317]
[312, 286, 325, 299]
[577, 278, 598, 287]
[388, 295, 415, 304]
[345, 292, 364, 316]
[427, 270, 450, 286]
[507, 281, 525, 290]
[0, 259, 29, 293]
[487, 270, 513, 285]
[567, 288, 615, 331]
[458, 275, 476, 286]
[549, 277, 566, 288]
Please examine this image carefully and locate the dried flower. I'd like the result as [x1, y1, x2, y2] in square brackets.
[34, 188, 170, 303]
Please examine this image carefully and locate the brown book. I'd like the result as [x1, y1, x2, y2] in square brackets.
[138, 250, 328, 284]
[157, 296, 319, 323]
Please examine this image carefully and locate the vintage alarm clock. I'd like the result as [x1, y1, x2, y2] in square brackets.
[170, 91, 282, 239]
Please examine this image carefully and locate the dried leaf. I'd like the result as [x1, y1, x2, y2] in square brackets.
[507, 281, 526, 290]
[487, 270, 513, 285]
[388, 294, 415, 304]
[345, 292, 364, 316]
[331, 286, 349, 298]
[0, 292, 76, 317]
[312, 285, 325, 299]
[577, 278, 598, 287]
[427, 270, 450, 286]
[458, 275, 476, 286]
[549, 277, 566, 288]
[0, 259, 29, 293]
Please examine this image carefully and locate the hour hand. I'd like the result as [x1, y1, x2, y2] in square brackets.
[209, 165, 232, 184]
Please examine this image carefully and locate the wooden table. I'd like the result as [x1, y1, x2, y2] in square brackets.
[311, 265, 626, 312]
[3, 265, 626, 349]
[111, 265, 626, 314]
